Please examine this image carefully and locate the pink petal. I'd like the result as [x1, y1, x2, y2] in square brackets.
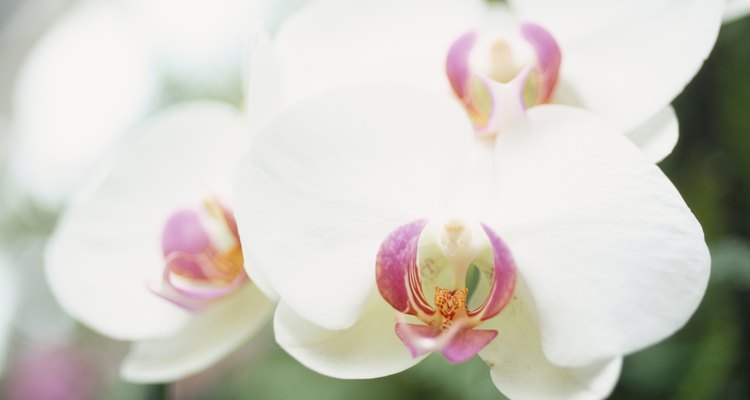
[376, 220, 435, 317]
[469, 224, 516, 321]
[161, 209, 211, 279]
[442, 328, 498, 364]
[164, 266, 248, 301]
[446, 31, 478, 99]
[394, 322, 439, 359]
[520, 22, 562, 104]
[394, 318, 498, 363]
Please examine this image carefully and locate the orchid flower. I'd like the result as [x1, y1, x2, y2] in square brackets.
[45, 100, 276, 382]
[233, 84, 709, 399]
[42, 28, 281, 382]
[274, 0, 723, 162]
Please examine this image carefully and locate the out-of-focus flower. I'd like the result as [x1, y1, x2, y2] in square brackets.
[233, 86, 709, 399]
[8, 0, 157, 204]
[45, 101, 275, 383]
[724, 0, 750, 23]
[0, 254, 19, 374]
[120, 0, 263, 91]
[3, 343, 100, 400]
[5, 0, 295, 206]
[273, 0, 723, 162]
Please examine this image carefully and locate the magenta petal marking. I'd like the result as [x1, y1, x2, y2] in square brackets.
[161, 210, 211, 278]
[395, 316, 496, 363]
[520, 22, 562, 104]
[146, 281, 208, 313]
[395, 322, 440, 359]
[147, 255, 248, 312]
[165, 265, 248, 301]
[446, 31, 478, 99]
[441, 329, 498, 364]
[469, 224, 516, 321]
[376, 220, 434, 316]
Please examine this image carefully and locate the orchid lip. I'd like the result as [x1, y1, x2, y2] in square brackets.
[376, 219, 516, 362]
[445, 23, 562, 136]
[148, 197, 248, 312]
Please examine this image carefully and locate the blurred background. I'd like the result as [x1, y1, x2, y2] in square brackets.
[0, 0, 748, 399]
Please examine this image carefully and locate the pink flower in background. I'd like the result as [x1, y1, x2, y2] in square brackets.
[4, 344, 99, 400]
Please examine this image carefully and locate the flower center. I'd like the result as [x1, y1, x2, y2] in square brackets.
[446, 23, 562, 136]
[487, 40, 524, 84]
[148, 197, 248, 312]
[435, 287, 468, 331]
[376, 219, 516, 363]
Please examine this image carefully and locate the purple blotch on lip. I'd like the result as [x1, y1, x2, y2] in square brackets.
[161, 209, 211, 279]
[395, 318, 498, 363]
[150, 202, 247, 313]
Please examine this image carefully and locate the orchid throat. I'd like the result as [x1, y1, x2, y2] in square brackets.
[148, 197, 248, 312]
[376, 219, 516, 363]
[446, 23, 562, 136]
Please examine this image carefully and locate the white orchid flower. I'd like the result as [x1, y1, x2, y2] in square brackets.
[43, 26, 281, 382]
[233, 85, 709, 399]
[45, 100, 275, 383]
[9, 0, 157, 204]
[274, 0, 723, 162]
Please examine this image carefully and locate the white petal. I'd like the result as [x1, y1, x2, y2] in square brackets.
[276, 0, 484, 103]
[263, 0, 313, 34]
[492, 105, 709, 366]
[243, 27, 283, 127]
[724, 0, 750, 23]
[243, 252, 279, 302]
[480, 280, 622, 400]
[234, 85, 473, 330]
[121, 284, 273, 383]
[624, 106, 679, 163]
[274, 292, 420, 379]
[237, 27, 282, 300]
[509, 0, 723, 133]
[46, 102, 251, 340]
[10, 1, 156, 204]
